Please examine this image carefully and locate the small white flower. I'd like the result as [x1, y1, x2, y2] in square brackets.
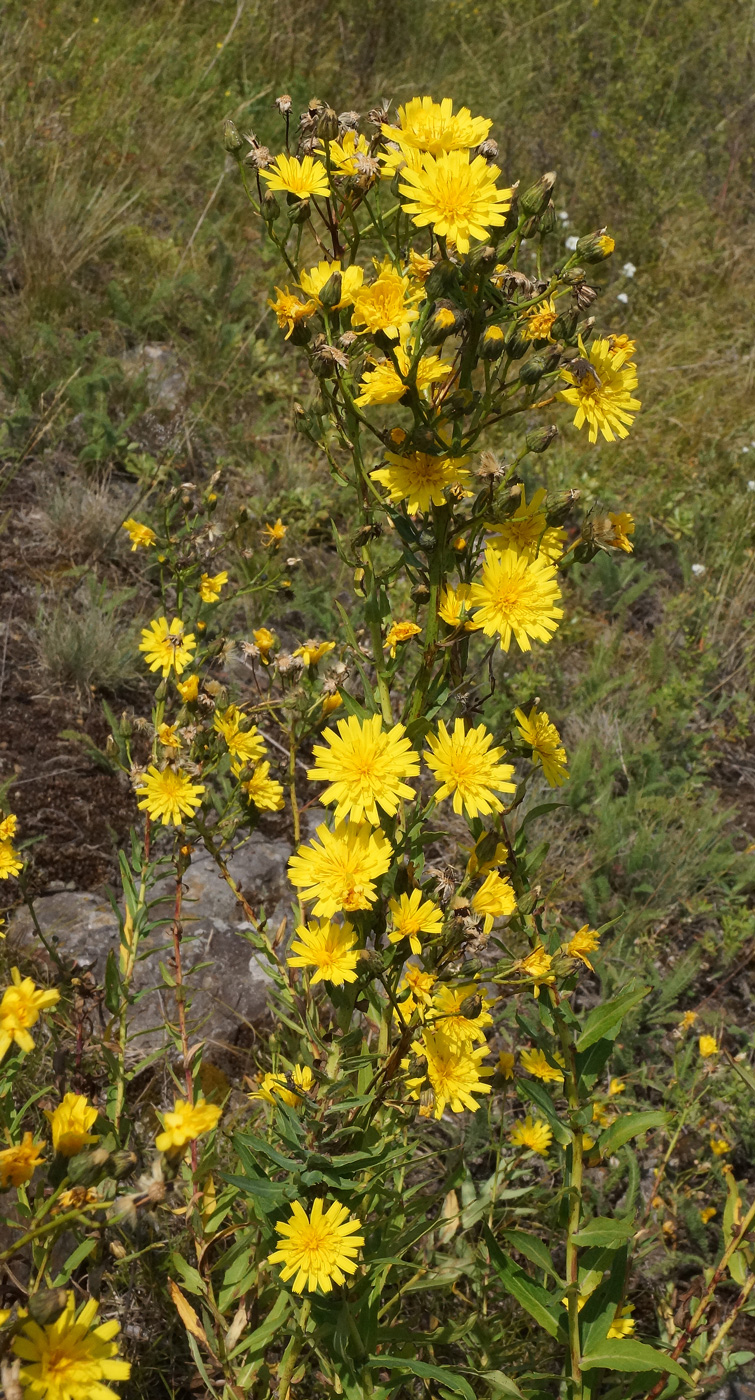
[616, 292, 629, 305]
[621, 261, 636, 278]
[742, 445, 750, 453]
[565, 235, 579, 252]
[691, 563, 706, 577]
[747, 480, 755, 491]
[557, 209, 570, 224]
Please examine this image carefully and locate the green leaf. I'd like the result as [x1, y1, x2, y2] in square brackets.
[219, 1174, 291, 1211]
[582, 1338, 689, 1380]
[51, 1237, 97, 1286]
[576, 1037, 616, 1091]
[572, 1216, 635, 1248]
[592, 1111, 666, 1160]
[576, 986, 650, 1052]
[366, 1356, 475, 1400]
[482, 1224, 561, 1338]
[104, 948, 121, 1014]
[501, 1229, 563, 1282]
[517, 1080, 571, 1147]
[726, 1051, 755, 1095]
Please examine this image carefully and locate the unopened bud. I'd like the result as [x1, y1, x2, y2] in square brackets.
[480, 324, 506, 360]
[459, 993, 483, 1020]
[28, 1289, 68, 1327]
[352, 523, 381, 548]
[109, 1240, 127, 1260]
[539, 201, 557, 235]
[290, 197, 311, 224]
[110, 1150, 139, 1181]
[261, 190, 280, 223]
[525, 424, 558, 454]
[424, 259, 458, 300]
[516, 890, 539, 915]
[419, 1087, 435, 1118]
[519, 353, 548, 385]
[552, 306, 579, 342]
[563, 266, 586, 285]
[504, 324, 529, 360]
[546, 488, 580, 526]
[222, 119, 244, 154]
[463, 244, 497, 276]
[520, 171, 557, 217]
[576, 228, 615, 263]
[519, 216, 539, 240]
[67, 1147, 111, 1186]
[319, 270, 342, 310]
[317, 106, 339, 141]
[424, 302, 463, 345]
[577, 316, 596, 342]
[289, 319, 311, 347]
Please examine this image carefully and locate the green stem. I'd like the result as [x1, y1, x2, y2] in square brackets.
[406, 503, 449, 722]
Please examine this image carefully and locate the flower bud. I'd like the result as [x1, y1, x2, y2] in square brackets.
[463, 243, 497, 276]
[504, 324, 529, 360]
[576, 228, 615, 263]
[460, 958, 483, 977]
[459, 993, 483, 1020]
[317, 106, 339, 141]
[424, 302, 463, 345]
[352, 522, 382, 548]
[520, 215, 539, 240]
[261, 190, 280, 223]
[222, 119, 244, 154]
[519, 353, 547, 385]
[289, 320, 311, 347]
[525, 424, 558, 454]
[480, 324, 506, 360]
[562, 266, 586, 285]
[520, 171, 556, 217]
[546, 488, 580, 526]
[424, 259, 458, 300]
[538, 200, 557, 235]
[290, 197, 311, 224]
[516, 890, 539, 915]
[318, 270, 342, 310]
[552, 306, 579, 342]
[411, 582, 431, 605]
[577, 316, 596, 342]
[109, 1150, 139, 1181]
[68, 1147, 111, 1186]
[28, 1289, 68, 1327]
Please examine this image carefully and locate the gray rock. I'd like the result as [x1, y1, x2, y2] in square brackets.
[120, 343, 187, 412]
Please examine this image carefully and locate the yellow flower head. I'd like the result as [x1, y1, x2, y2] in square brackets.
[431, 984, 494, 1049]
[299, 258, 364, 309]
[565, 925, 600, 970]
[516, 943, 554, 997]
[13, 1293, 130, 1399]
[45, 1093, 99, 1157]
[287, 917, 359, 986]
[399, 149, 512, 254]
[122, 517, 156, 551]
[510, 1115, 552, 1156]
[609, 1077, 626, 1096]
[607, 1303, 635, 1339]
[136, 766, 205, 826]
[522, 297, 558, 341]
[424, 718, 516, 819]
[351, 258, 423, 341]
[176, 673, 199, 703]
[244, 762, 285, 812]
[700, 1206, 717, 1225]
[710, 1135, 731, 1156]
[520, 1047, 564, 1084]
[293, 639, 335, 666]
[0, 1131, 46, 1188]
[412, 1028, 492, 1117]
[269, 1198, 364, 1294]
[214, 706, 266, 771]
[438, 583, 480, 630]
[408, 249, 435, 282]
[321, 691, 342, 716]
[487, 485, 566, 565]
[469, 546, 563, 653]
[384, 620, 422, 658]
[139, 616, 196, 677]
[608, 511, 635, 553]
[471, 870, 517, 933]
[288, 822, 392, 917]
[157, 722, 181, 750]
[251, 1066, 314, 1110]
[678, 1010, 697, 1031]
[498, 1050, 515, 1079]
[372, 449, 470, 514]
[397, 964, 437, 1020]
[155, 1097, 221, 1155]
[261, 517, 287, 547]
[388, 889, 443, 955]
[261, 152, 329, 200]
[307, 714, 419, 825]
[269, 286, 317, 338]
[199, 570, 228, 603]
[558, 337, 640, 444]
[0, 969, 60, 1063]
[699, 1034, 719, 1059]
[0, 840, 22, 879]
[324, 129, 373, 177]
[252, 626, 277, 662]
[0, 813, 17, 842]
[515, 705, 569, 787]
[355, 348, 452, 406]
[383, 96, 492, 156]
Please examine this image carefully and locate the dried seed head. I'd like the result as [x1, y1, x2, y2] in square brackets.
[317, 106, 339, 141]
[477, 450, 505, 481]
[245, 143, 272, 171]
[574, 281, 598, 311]
[275, 94, 292, 116]
[367, 98, 391, 127]
[338, 110, 361, 132]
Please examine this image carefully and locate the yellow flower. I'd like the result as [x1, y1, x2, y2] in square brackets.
[516, 943, 554, 997]
[699, 1035, 719, 1059]
[139, 616, 196, 678]
[413, 1029, 492, 1117]
[13, 1293, 130, 1400]
[397, 965, 438, 1021]
[607, 1303, 635, 1339]
[155, 1097, 221, 1155]
[52, 1185, 100, 1215]
[487, 486, 566, 564]
[515, 705, 569, 787]
[384, 620, 422, 658]
[176, 674, 199, 703]
[609, 333, 637, 358]
[214, 706, 266, 771]
[351, 257, 423, 340]
[0, 1132, 46, 1188]
[355, 349, 452, 406]
[0, 813, 17, 841]
[520, 1047, 564, 1084]
[251, 1066, 314, 1109]
[321, 691, 342, 716]
[471, 870, 517, 933]
[288, 822, 392, 916]
[372, 449, 470, 514]
[700, 1206, 717, 1224]
[0, 840, 23, 879]
[469, 546, 563, 652]
[607, 511, 635, 553]
[558, 336, 640, 444]
[136, 766, 205, 826]
[438, 583, 480, 630]
[269, 285, 317, 338]
[45, 1094, 99, 1157]
[383, 96, 492, 157]
[261, 518, 287, 547]
[399, 149, 512, 254]
[609, 1077, 626, 1096]
[307, 714, 419, 825]
[0, 969, 60, 1062]
[565, 925, 600, 970]
[592, 1101, 612, 1128]
[261, 152, 329, 200]
[710, 1136, 731, 1156]
[465, 833, 508, 877]
[431, 985, 493, 1049]
[324, 130, 373, 177]
[522, 297, 558, 341]
[299, 257, 364, 308]
[287, 918, 359, 986]
[388, 890, 443, 955]
[510, 1115, 552, 1156]
[199, 570, 228, 602]
[269, 1198, 364, 1294]
[251, 626, 277, 663]
[122, 517, 156, 550]
[244, 762, 285, 812]
[157, 722, 181, 750]
[498, 1050, 515, 1079]
[293, 639, 335, 666]
[408, 249, 435, 281]
[424, 718, 516, 819]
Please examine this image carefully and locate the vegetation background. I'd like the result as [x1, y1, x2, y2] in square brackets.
[2, 0, 755, 1391]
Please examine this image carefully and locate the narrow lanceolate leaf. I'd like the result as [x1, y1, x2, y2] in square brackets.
[591, 1110, 666, 1159]
[366, 1356, 476, 1400]
[572, 1215, 636, 1248]
[482, 1224, 561, 1338]
[582, 1337, 689, 1380]
[168, 1279, 208, 1345]
[576, 985, 651, 1052]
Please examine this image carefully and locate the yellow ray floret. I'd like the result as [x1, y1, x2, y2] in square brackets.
[13, 1292, 130, 1400]
[514, 705, 569, 787]
[136, 767, 205, 826]
[424, 718, 516, 819]
[388, 889, 443, 955]
[558, 336, 640, 444]
[0, 1131, 46, 1188]
[261, 152, 330, 200]
[399, 149, 512, 254]
[0, 968, 60, 1063]
[470, 870, 517, 932]
[307, 714, 419, 825]
[269, 1198, 364, 1294]
[45, 1093, 99, 1157]
[288, 822, 393, 917]
[287, 918, 359, 986]
[469, 546, 563, 652]
[382, 96, 492, 156]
